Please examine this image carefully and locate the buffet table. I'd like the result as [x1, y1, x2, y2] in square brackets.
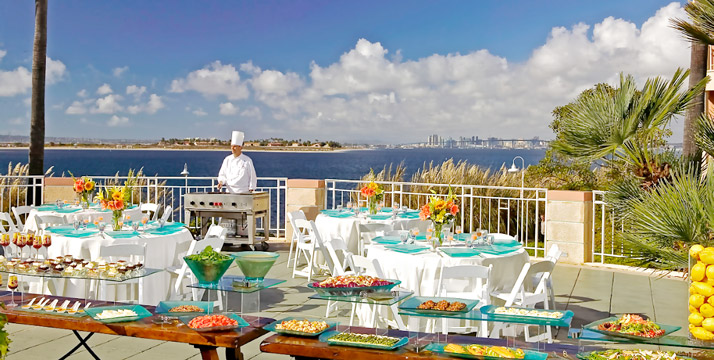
[24, 204, 143, 233]
[40, 224, 192, 304]
[0, 291, 273, 360]
[315, 211, 427, 255]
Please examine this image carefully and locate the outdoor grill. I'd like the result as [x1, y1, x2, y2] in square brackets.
[184, 191, 270, 250]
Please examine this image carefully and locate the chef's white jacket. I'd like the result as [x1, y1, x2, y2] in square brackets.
[217, 153, 257, 193]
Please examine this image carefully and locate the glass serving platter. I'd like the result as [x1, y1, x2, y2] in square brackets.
[179, 313, 250, 332]
[85, 305, 153, 323]
[424, 343, 547, 360]
[583, 316, 681, 340]
[575, 350, 693, 360]
[308, 279, 401, 297]
[399, 296, 479, 315]
[263, 317, 338, 337]
[480, 305, 574, 325]
[318, 330, 409, 351]
[16, 298, 89, 317]
[155, 301, 213, 316]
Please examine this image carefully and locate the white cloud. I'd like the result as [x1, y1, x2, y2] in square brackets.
[219, 102, 238, 115]
[96, 83, 113, 95]
[65, 100, 88, 114]
[91, 94, 123, 114]
[0, 50, 6, 62]
[113, 66, 128, 77]
[192, 108, 207, 116]
[108, 115, 129, 127]
[127, 94, 164, 114]
[126, 85, 146, 98]
[170, 61, 249, 100]
[77, 89, 87, 97]
[0, 56, 66, 97]
[228, 2, 689, 142]
[241, 106, 262, 119]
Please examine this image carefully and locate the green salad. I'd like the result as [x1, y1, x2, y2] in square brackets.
[185, 247, 232, 263]
[581, 349, 687, 360]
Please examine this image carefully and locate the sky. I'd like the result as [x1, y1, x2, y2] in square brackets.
[0, 1, 694, 144]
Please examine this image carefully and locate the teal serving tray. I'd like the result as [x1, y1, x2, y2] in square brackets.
[480, 305, 573, 326]
[384, 244, 429, 254]
[575, 350, 692, 360]
[399, 296, 478, 315]
[440, 248, 481, 258]
[263, 317, 338, 337]
[583, 316, 681, 340]
[371, 235, 402, 245]
[155, 301, 213, 316]
[85, 305, 153, 323]
[319, 330, 409, 351]
[179, 313, 249, 332]
[425, 343, 547, 360]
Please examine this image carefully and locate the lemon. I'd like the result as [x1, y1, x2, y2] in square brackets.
[693, 262, 707, 281]
[691, 305, 701, 314]
[690, 312, 704, 326]
[692, 326, 714, 340]
[701, 249, 714, 265]
[691, 294, 705, 308]
[691, 284, 698, 294]
[692, 245, 706, 260]
[694, 282, 714, 297]
[707, 265, 714, 281]
[703, 318, 714, 332]
[701, 304, 714, 318]
[708, 296, 714, 307]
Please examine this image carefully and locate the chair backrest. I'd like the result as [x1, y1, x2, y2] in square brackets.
[358, 223, 392, 245]
[292, 218, 314, 245]
[140, 203, 159, 221]
[437, 263, 492, 301]
[546, 244, 563, 263]
[503, 260, 555, 307]
[34, 214, 67, 228]
[99, 243, 146, 263]
[160, 205, 173, 221]
[205, 224, 227, 239]
[123, 207, 143, 223]
[306, 220, 335, 274]
[350, 255, 386, 278]
[191, 236, 225, 254]
[0, 212, 18, 233]
[287, 210, 307, 242]
[323, 240, 346, 276]
[11, 206, 33, 231]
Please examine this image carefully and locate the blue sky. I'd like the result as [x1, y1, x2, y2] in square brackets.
[0, 1, 691, 143]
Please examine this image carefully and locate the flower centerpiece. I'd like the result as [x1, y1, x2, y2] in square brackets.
[360, 181, 384, 215]
[419, 189, 459, 249]
[96, 183, 131, 231]
[71, 175, 96, 207]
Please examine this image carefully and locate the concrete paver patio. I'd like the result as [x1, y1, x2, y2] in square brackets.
[4, 250, 688, 360]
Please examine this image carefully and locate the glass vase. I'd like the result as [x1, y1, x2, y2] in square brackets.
[368, 198, 378, 215]
[432, 221, 443, 250]
[112, 210, 124, 231]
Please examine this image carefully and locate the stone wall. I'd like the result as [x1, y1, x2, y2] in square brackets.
[545, 190, 593, 264]
[284, 179, 325, 242]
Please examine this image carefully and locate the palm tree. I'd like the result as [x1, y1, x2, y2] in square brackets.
[673, 0, 714, 158]
[29, 0, 47, 205]
[551, 68, 707, 188]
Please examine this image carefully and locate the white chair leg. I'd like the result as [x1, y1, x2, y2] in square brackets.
[389, 305, 406, 330]
[287, 239, 295, 268]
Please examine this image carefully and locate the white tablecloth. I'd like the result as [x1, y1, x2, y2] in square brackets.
[25, 207, 143, 232]
[42, 227, 192, 304]
[315, 213, 428, 254]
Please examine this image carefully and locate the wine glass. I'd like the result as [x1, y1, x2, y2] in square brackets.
[7, 275, 18, 307]
[11, 232, 18, 258]
[73, 218, 80, 232]
[132, 222, 140, 233]
[471, 233, 479, 247]
[32, 236, 41, 260]
[0, 234, 9, 257]
[17, 235, 26, 259]
[42, 234, 51, 258]
[157, 218, 166, 229]
[98, 222, 107, 235]
[141, 216, 148, 230]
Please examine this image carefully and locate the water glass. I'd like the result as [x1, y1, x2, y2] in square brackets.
[73, 219, 80, 232]
[336, 204, 343, 211]
[158, 219, 166, 229]
[132, 222, 140, 232]
[399, 231, 408, 244]
[98, 222, 107, 234]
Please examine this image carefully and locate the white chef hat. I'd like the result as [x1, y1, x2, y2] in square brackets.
[231, 131, 245, 146]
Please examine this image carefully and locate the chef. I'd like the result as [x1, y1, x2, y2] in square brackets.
[217, 131, 257, 193]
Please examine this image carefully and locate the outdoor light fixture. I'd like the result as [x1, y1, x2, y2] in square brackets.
[180, 163, 190, 176]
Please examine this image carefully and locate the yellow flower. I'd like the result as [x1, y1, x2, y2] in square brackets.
[112, 190, 124, 201]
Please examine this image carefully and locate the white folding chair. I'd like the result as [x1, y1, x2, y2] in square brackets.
[0, 212, 19, 233]
[11, 206, 33, 232]
[170, 225, 227, 303]
[323, 237, 357, 317]
[543, 244, 563, 310]
[123, 207, 143, 223]
[357, 223, 392, 256]
[160, 205, 173, 221]
[140, 203, 159, 221]
[435, 263, 492, 336]
[97, 243, 147, 304]
[489, 260, 556, 343]
[291, 219, 324, 282]
[350, 255, 405, 330]
[34, 214, 67, 239]
[286, 210, 307, 269]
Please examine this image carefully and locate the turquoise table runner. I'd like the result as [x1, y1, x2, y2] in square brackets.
[105, 231, 140, 239]
[384, 243, 429, 254]
[440, 247, 481, 258]
[371, 235, 401, 245]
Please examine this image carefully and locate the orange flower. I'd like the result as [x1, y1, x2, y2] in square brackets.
[450, 205, 459, 215]
[113, 199, 124, 210]
[361, 186, 375, 198]
[100, 200, 108, 210]
[73, 180, 85, 193]
[419, 204, 431, 220]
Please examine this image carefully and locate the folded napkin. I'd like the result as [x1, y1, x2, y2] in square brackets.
[325, 212, 353, 218]
[371, 235, 402, 245]
[367, 214, 392, 220]
[399, 213, 420, 219]
[59, 230, 99, 238]
[105, 231, 140, 239]
[440, 247, 481, 258]
[384, 243, 429, 254]
[55, 208, 82, 214]
[144, 227, 182, 235]
[493, 239, 521, 247]
[474, 245, 520, 256]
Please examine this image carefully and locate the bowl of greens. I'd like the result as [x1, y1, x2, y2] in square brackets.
[184, 247, 234, 285]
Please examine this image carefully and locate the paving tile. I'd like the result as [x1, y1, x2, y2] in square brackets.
[610, 272, 654, 317]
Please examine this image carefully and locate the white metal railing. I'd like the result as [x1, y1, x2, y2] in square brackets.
[325, 179, 548, 257]
[0, 175, 287, 238]
[592, 190, 629, 263]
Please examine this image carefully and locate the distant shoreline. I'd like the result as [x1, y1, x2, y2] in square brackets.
[0, 146, 372, 153]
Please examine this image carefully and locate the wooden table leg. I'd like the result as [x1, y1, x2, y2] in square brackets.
[194, 345, 220, 360]
[225, 347, 244, 360]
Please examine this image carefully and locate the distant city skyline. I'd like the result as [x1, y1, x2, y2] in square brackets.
[0, 1, 690, 143]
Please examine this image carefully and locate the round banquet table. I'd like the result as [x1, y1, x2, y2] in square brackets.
[315, 212, 428, 255]
[366, 243, 529, 296]
[37, 225, 192, 304]
[24, 205, 143, 233]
